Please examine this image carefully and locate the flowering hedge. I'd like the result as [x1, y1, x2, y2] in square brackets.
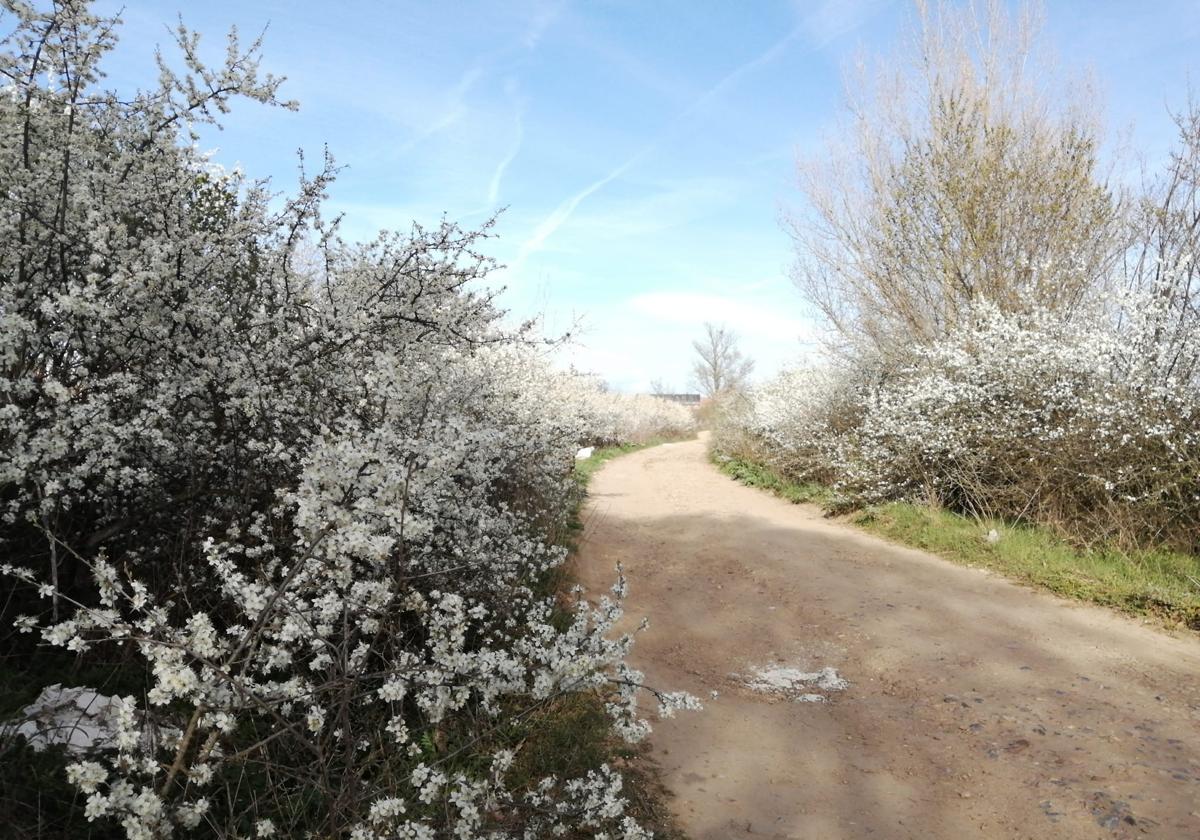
[478, 351, 695, 453]
[719, 288, 1200, 551]
[0, 3, 695, 837]
[569, 378, 696, 448]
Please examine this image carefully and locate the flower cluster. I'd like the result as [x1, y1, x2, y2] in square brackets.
[552, 368, 695, 447]
[0, 3, 694, 837]
[472, 349, 695, 454]
[719, 283, 1200, 549]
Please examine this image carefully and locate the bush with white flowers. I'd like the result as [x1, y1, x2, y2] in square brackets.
[721, 285, 1200, 550]
[0, 3, 696, 837]
[477, 352, 695, 452]
[715, 365, 866, 489]
[568, 376, 695, 447]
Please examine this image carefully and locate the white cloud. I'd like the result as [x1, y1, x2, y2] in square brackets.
[523, 0, 564, 49]
[509, 149, 649, 272]
[545, 287, 821, 393]
[509, 21, 810, 278]
[394, 63, 487, 154]
[796, 0, 892, 48]
[537, 175, 743, 245]
[628, 290, 814, 344]
[486, 82, 525, 207]
[684, 26, 805, 118]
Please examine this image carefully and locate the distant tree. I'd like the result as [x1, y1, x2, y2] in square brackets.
[788, 0, 1124, 361]
[649, 378, 670, 396]
[690, 322, 754, 397]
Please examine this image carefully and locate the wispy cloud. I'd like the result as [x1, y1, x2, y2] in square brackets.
[511, 148, 649, 270]
[682, 26, 806, 118]
[555, 287, 820, 392]
[396, 64, 485, 153]
[796, 0, 890, 48]
[512, 24, 805, 273]
[523, 1, 565, 49]
[549, 175, 741, 240]
[486, 81, 525, 207]
[397, 3, 561, 155]
[571, 27, 696, 103]
[628, 290, 815, 344]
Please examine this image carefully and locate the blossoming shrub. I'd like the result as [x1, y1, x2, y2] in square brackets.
[0, 3, 695, 837]
[721, 290, 1200, 551]
[714, 365, 866, 490]
[472, 352, 695, 453]
[573, 381, 696, 447]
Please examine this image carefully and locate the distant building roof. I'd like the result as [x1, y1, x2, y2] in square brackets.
[652, 393, 702, 404]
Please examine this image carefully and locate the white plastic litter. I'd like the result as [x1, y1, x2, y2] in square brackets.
[575, 446, 595, 460]
[1, 684, 133, 753]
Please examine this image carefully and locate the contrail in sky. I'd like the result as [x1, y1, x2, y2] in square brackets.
[512, 24, 806, 269]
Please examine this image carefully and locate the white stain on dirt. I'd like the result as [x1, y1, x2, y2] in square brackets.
[739, 665, 849, 701]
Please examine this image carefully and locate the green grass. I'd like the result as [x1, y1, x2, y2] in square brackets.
[515, 436, 687, 838]
[504, 693, 683, 838]
[573, 438, 678, 487]
[855, 503, 1200, 630]
[711, 452, 834, 506]
[716, 452, 1200, 631]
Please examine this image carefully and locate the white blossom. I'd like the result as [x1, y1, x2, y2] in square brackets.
[0, 3, 695, 836]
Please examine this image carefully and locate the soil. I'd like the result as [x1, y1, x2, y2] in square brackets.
[574, 436, 1200, 839]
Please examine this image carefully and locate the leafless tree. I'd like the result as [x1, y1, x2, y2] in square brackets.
[1128, 96, 1200, 384]
[691, 322, 754, 397]
[788, 0, 1125, 362]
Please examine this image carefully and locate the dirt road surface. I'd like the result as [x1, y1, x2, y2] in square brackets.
[574, 437, 1200, 839]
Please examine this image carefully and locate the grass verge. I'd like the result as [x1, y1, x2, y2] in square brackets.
[711, 452, 833, 506]
[521, 437, 687, 838]
[716, 452, 1200, 631]
[506, 692, 684, 838]
[573, 438, 679, 487]
[854, 503, 1200, 630]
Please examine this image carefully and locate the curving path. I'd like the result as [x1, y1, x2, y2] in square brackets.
[575, 436, 1200, 839]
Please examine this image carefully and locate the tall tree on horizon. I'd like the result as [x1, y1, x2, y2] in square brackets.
[691, 322, 754, 397]
[788, 0, 1124, 363]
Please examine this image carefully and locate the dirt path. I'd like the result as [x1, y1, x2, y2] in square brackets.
[575, 437, 1200, 839]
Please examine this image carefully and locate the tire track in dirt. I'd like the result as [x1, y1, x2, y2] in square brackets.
[575, 437, 1200, 839]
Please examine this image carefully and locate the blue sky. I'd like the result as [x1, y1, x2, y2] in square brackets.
[94, 1, 1199, 391]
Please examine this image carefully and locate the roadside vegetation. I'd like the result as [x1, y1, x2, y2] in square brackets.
[561, 441, 695, 840]
[0, 3, 697, 837]
[573, 439, 688, 489]
[714, 454, 1200, 630]
[711, 453, 831, 507]
[714, 0, 1200, 632]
